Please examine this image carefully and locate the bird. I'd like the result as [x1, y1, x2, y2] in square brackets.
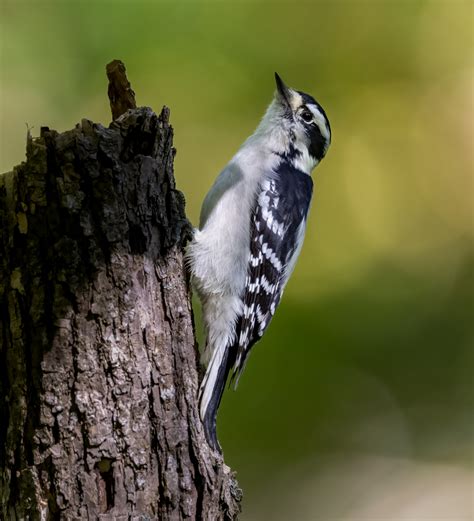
[186, 73, 331, 451]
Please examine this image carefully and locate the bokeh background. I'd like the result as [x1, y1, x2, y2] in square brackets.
[1, 1, 472, 519]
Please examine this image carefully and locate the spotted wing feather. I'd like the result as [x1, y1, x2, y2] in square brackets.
[230, 167, 313, 383]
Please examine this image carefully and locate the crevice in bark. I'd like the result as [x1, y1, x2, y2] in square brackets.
[96, 458, 115, 513]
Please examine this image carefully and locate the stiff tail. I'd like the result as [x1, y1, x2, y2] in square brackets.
[198, 341, 235, 452]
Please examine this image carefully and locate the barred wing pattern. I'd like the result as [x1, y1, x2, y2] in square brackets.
[230, 166, 313, 383]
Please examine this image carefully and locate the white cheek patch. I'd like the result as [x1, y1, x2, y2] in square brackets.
[308, 104, 331, 142]
[293, 147, 319, 174]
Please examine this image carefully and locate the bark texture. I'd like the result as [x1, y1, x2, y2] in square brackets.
[106, 60, 137, 121]
[0, 103, 241, 519]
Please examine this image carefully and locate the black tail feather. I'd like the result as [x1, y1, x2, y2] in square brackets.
[201, 344, 236, 453]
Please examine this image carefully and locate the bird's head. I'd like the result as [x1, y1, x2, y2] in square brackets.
[256, 73, 331, 174]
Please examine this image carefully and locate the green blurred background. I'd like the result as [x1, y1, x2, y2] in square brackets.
[1, 1, 472, 519]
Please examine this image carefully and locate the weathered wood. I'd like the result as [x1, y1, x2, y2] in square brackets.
[0, 77, 241, 518]
[106, 59, 137, 121]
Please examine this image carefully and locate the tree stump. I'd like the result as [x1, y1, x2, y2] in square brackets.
[0, 62, 241, 520]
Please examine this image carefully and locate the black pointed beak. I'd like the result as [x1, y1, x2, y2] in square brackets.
[275, 72, 291, 106]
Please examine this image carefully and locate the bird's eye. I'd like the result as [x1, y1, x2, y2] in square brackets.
[301, 110, 313, 123]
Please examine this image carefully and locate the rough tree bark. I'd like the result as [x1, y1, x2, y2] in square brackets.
[0, 61, 241, 520]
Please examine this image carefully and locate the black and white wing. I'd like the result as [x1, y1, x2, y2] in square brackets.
[230, 166, 313, 383]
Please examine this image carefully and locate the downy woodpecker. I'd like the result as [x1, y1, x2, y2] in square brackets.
[187, 73, 331, 451]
